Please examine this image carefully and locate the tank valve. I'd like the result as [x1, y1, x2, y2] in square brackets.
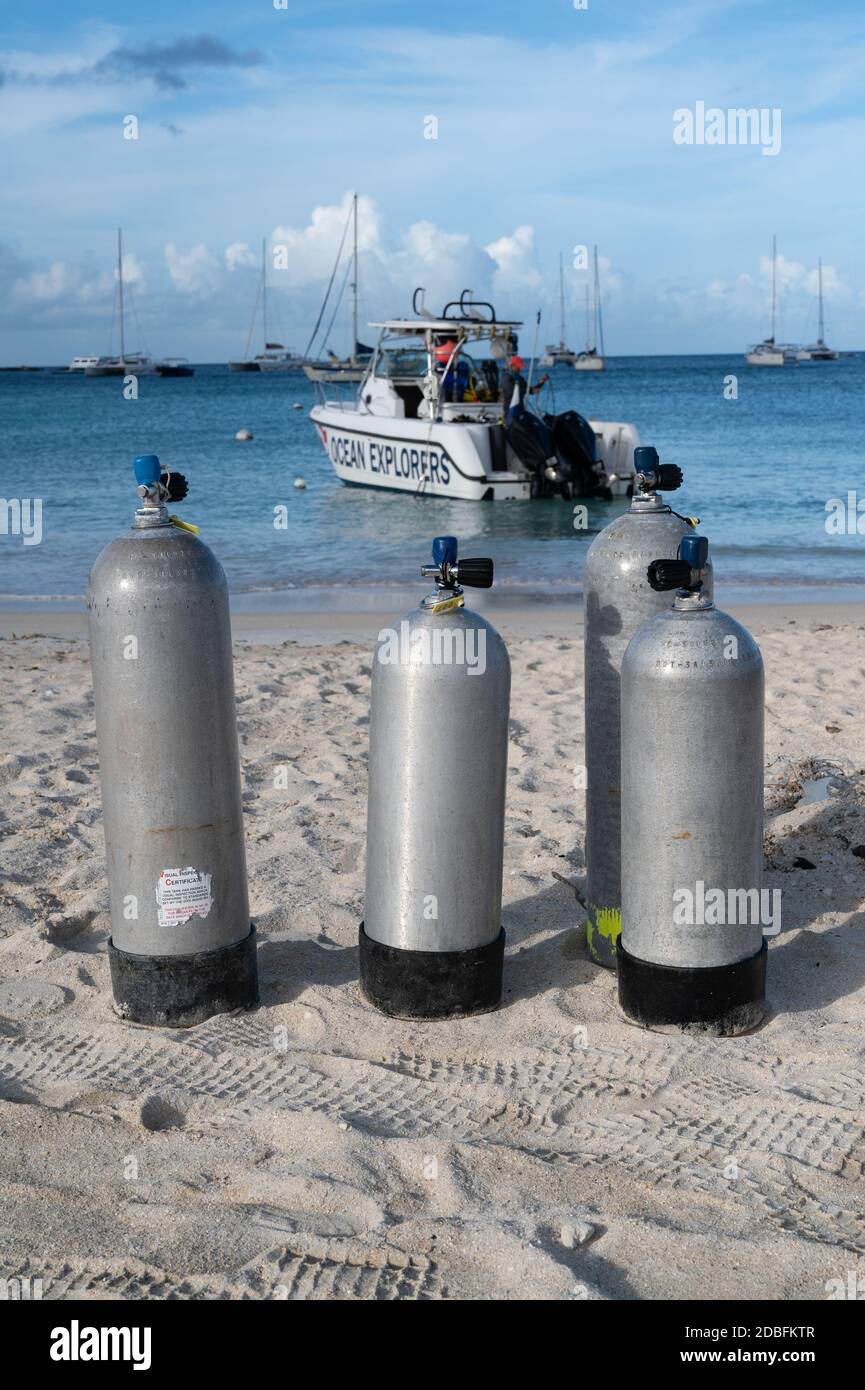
[647, 534, 710, 592]
[634, 445, 682, 494]
[421, 535, 494, 592]
[133, 454, 190, 508]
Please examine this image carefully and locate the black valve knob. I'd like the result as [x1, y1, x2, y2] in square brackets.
[655, 464, 683, 491]
[647, 558, 692, 592]
[161, 471, 189, 502]
[455, 558, 494, 589]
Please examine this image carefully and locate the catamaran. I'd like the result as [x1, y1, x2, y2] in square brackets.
[85, 229, 153, 376]
[229, 238, 304, 371]
[746, 235, 796, 366]
[539, 253, 579, 367]
[309, 290, 641, 501]
[797, 259, 838, 361]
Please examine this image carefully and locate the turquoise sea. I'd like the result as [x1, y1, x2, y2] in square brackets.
[1, 353, 863, 607]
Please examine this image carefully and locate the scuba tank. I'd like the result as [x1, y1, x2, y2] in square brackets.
[583, 444, 711, 967]
[360, 536, 510, 1018]
[618, 535, 767, 1034]
[88, 455, 258, 1027]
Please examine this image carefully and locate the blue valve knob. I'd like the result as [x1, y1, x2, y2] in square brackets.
[134, 454, 161, 487]
[432, 536, 458, 569]
[634, 446, 660, 473]
[680, 534, 709, 570]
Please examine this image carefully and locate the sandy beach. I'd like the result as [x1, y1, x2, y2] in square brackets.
[2, 601, 864, 1301]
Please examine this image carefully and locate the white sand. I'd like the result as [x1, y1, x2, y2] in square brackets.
[1, 607, 864, 1301]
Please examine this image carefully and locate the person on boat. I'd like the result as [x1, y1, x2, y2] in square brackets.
[501, 355, 549, 422]
[434, 337, 460, 401]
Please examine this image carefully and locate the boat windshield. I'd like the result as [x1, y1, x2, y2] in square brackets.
[374, 346, 428, 379]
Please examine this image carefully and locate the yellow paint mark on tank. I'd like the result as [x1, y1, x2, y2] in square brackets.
[671, 831, 691, 840]
[587, 906, 621, 958]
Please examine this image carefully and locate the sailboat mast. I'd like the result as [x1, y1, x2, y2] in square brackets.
[558, 252, 566, 348]
[117, 228, 125, 363]
[771, 234, 777, 342]
[584, 285, 591, 351]
[818, 257, 825, 343]
[594, 245, 605, 358]
[261, 237, 267, 351]
[351, 193, 359, 365]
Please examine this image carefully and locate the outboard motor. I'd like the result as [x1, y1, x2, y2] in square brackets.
[360, 536, 510, 1018]
[88, 455, 258, 1026]
[583, 445, 711, 967]
[546, 411, 607, 499]
[618, 536, 767, 1034]
[505, 412, 561, 496]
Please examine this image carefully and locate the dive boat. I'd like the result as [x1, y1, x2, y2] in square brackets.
[797, 259, 838, 361]
[309, 291, 641, 501]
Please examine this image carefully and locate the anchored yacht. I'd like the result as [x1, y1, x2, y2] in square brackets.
[310, 291, 640, 501]
[572, 246, 606, 372]
[797, 259, 838, 361]
[746, 235, 796, 366]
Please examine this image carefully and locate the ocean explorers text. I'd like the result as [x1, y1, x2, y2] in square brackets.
[328, 431, 452, 485]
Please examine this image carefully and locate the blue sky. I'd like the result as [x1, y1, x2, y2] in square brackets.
[1, 0, 863, 363]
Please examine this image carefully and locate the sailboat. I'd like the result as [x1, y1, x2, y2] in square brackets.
[797, 259, 839, 361]
[540, 254, 578, 367]
[85, 230, 153, 376]
[229, 239, 304, 372]
[573, 245, 605, 371]
[746, 236, 796, 366]
[303, 194, 373, 384]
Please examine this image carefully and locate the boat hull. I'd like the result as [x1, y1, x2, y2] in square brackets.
[745, 352, 786, 367]
[574, 355, 604, 371]
[311, 406, 639, 501]
[311, 407, 530, 500]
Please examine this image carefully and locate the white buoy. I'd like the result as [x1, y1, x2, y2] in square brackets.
[294, 478, 306, 490]
[235, 428, 253, 442]
[292, 402, 303, 411]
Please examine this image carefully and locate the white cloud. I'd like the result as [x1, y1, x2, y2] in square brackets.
[484, 226, 542, 293]
[165, 242, 219, 294]
[12, 260, 116, 306]
[271, 192, 382, 284]
[225, 242, 258, 271]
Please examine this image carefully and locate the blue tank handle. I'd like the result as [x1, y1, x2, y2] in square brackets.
[134, 454, 162, 487]
[432, 536, 458, 568]
[680, 534, 709, 570]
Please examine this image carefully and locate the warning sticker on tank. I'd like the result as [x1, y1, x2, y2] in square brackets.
[155, 867, 213, 926]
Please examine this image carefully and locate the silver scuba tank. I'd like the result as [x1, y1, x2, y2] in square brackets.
[618, 535, 767, 1034]
[360, 536, 510, 1018]
[583, 445, 711, 968]
[88, 454, 258, 1027]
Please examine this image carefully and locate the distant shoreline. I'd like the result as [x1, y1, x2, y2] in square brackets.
[1, 350, 862, 371]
